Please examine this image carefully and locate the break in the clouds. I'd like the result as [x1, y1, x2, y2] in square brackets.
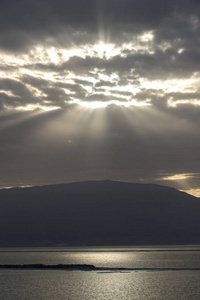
[2, 0, 200, 110]
[0, 0, 200, 195]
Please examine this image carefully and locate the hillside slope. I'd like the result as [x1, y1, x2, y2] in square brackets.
[0, 180, 199, 246]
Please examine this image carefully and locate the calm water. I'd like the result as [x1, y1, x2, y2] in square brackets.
[0, 246, 200, 299]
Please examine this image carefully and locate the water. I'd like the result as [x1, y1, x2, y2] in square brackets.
[0, 246, 200, 299]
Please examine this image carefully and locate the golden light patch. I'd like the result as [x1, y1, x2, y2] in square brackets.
[162, 174, 194, 181]
[183, 188, 200, 197]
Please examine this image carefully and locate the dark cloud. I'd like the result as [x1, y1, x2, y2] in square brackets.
[95, 80, 116, 88]
[26, 48, 200, 81]
[74, 78, 94, 86]
[0, 78, 32, 98]
[0, 78, 39, 109]
[0, 0, 200, 51]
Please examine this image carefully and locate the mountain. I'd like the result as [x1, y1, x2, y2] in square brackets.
[0, 180, 200, 246]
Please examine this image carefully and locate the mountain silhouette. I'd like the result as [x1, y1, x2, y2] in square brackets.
[0, 180, 199, 246]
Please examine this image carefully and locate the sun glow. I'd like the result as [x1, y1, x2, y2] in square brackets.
[2, 37, 200, 113]
[93, 42, 118, 59]
[73, 99, 151, 109]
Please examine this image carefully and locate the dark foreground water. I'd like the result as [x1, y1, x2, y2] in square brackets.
[0, 246, 200, 300]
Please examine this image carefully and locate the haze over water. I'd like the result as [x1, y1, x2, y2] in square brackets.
[1, 246, 200, 300]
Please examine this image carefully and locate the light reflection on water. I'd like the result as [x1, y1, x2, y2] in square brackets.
[1, 269, 200, 300]
[0, 246, 200, 268]
[0, 246, 200, 300]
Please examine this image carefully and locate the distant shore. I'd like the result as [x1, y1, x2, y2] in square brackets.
[1, 264, 200, 272]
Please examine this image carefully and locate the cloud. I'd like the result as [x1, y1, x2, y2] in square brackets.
[0, 0, 200, 193]
[1, 0, 200, 110]
[0, 0, 199, 52]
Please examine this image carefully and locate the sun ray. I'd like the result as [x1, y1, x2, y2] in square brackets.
[0, 109, 43, 132]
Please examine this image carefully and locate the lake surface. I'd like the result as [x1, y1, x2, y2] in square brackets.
[0, 246, 200, 299]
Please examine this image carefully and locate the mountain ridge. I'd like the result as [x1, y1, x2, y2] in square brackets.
[2, 179, 198, 199]
[0, 180, 199, 246]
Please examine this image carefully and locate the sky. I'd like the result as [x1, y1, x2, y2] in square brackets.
[0, 0, 200, 196]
